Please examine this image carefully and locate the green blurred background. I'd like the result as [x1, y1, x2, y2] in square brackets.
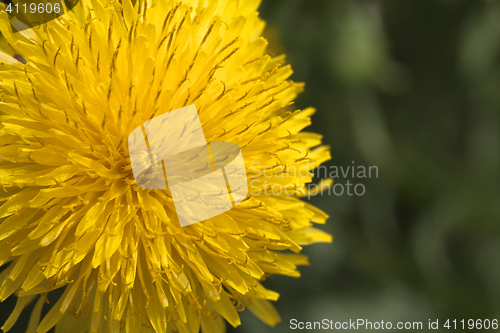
[229, 0, 500, 332]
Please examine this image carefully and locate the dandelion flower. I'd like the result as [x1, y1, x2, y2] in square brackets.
[0, 0, 332, 332]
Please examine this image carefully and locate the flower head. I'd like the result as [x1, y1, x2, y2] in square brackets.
[0, 0, 331, 332]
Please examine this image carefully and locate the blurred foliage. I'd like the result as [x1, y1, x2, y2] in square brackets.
[230, 0, 500, 332]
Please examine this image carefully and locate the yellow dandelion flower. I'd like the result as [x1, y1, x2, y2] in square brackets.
[0, 0, 332, 332]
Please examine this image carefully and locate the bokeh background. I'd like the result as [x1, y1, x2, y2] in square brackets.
[1, 0, 499, 332]
[230, 0, 500, 332]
